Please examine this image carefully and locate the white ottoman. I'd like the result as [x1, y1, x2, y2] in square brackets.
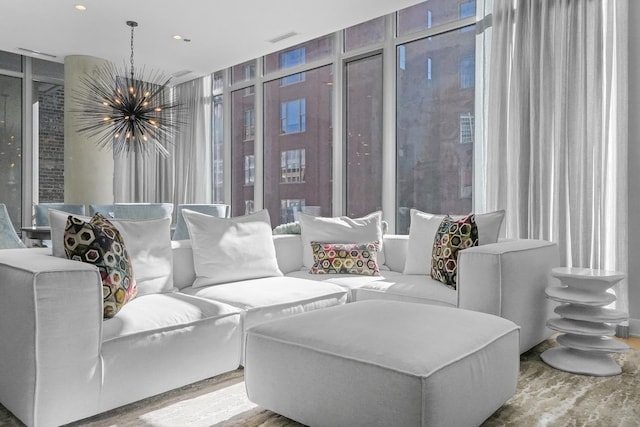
[244, 300, 519, 427]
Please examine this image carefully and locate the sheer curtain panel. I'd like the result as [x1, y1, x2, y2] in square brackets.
[172, 75, 213, 205]
[485, 0, 628, 311]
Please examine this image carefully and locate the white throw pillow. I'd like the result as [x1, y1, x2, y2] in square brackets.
[403, 209, 505, 275]
[183, 209, 283, 288]
[48, 209, 174, 296]
[298, 211, 385, 269]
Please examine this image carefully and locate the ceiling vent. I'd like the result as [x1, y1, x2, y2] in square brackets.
[171, 70, 192, 78]
[18, 47, 57, 58]
[267, 31, 298, 44]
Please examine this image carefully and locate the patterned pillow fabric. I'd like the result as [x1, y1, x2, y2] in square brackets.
[431, 214, 478, 289]
[64, 213, 137, 318]
[310, 241, 380, 276]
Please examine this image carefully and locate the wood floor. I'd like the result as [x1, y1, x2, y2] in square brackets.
[617, 336, 640, 350]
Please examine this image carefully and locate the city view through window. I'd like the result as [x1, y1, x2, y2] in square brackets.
[229, 0, 476, 230]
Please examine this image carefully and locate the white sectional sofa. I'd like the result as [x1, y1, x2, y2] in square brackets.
[0, 211, 559, 427]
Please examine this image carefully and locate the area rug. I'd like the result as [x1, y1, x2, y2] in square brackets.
[0, 340, 637, 426]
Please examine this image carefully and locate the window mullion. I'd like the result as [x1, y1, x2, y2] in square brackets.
[382, 10, 397, 232]
[254, 59, 264, 212]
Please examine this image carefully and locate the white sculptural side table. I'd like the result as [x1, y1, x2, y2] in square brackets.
[541, 267, 629, 376]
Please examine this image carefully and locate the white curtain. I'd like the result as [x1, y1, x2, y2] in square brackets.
[113, 85, 175, 203]
[172, 75, 213, 205]
[113, 148, 173, 203]
[114, 75, 214, 211]
[485, 0, 628, 310]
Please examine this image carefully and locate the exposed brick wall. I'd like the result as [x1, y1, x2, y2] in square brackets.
[38, 84, 64, 202]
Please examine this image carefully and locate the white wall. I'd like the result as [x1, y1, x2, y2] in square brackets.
[628, 1, 640, 334]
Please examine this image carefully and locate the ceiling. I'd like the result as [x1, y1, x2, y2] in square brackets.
[0, 0, 424, 85]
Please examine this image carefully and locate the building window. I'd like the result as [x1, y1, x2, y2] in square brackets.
[460, 1, 476, 32]
[243, 109, 255, 141]
[244, 63, 256, 80]
[398, 45, 406, 71]
[281, 48, 306, 85]
[244, 200, 255, 215]
[244, 155, 255, 185]
[460, 1, 476, 19]
[231, 59, 256, 84]
[281, 149, 306, 183]
[280, 98, 306, 134]
[459, 112, 474, 144]
[243, 86, 255, 96]
[459, 55, 475, 88]
[280, 199, 305, 224]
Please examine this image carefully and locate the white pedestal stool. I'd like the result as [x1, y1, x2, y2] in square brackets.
[542, 267, 629, 376]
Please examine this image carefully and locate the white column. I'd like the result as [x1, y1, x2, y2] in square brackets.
[64, 55, 114, 204]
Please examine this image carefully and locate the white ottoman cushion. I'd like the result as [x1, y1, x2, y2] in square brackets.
[245, 300, 519, 427]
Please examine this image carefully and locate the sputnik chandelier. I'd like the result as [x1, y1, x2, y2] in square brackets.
[74, 21, 182, 158]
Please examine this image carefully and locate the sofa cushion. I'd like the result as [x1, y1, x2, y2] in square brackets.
[299, 211, 385, 269]
[102, 292, 241, 342]
[50, 209, 174, 296]
[100, 292, 243, 411]
[181, 276, 347, 332]
[286, 269, 399, 301]
[404, 209, 504, 275]
[431, 214, 478, 289]
[310, 241, 380, 276]
[183, 209, 283, 288]
[64, 214, 137, 318]
[352, 274, 458, 307]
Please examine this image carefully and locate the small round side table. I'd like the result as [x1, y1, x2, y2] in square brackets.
[541, 267, 629, 376]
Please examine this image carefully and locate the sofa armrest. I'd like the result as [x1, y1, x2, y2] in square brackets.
[273, 234, 304, 274]
[0, 250, 103, 426]
[457, 239, 560, 352]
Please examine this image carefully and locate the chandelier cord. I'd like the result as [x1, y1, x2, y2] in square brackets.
[129, 24, 135, 81]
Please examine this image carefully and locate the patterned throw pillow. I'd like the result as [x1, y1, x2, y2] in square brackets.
[431, 214, 479, 289]
[310, 241, 380, 276]
[64, 213, 137, 318]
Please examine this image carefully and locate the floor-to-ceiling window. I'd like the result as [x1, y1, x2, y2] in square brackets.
[230, 60, 256, 216]
[345, 54, 383, 218]
[217, 0, 481, 231]
[33, 58, 65, 204]
[396, 1, 476, 232]
[0, 72, 22, 231]
[0, 51, 65, 233]
[264, 63, 333, 224]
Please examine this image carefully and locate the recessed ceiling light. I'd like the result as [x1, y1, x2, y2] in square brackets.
[173, 35, 183, 40]
[75, 4, 87, 11]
